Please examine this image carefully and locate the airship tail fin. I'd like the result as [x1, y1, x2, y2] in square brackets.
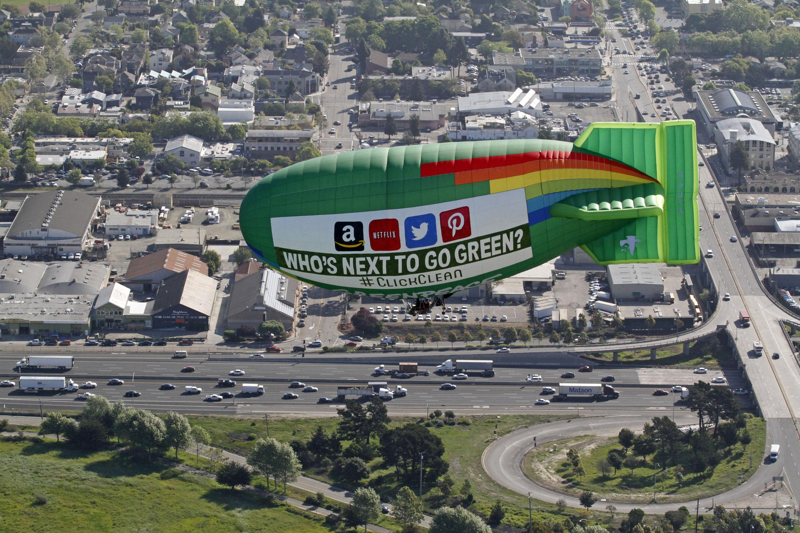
[572, 120, 699, 265]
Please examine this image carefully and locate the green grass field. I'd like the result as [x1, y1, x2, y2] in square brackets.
[0, 438, 332, 532]
[522, 417, 766, 504]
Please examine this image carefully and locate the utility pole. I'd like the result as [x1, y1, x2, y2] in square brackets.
[695, 498, 700, 533]
[419, 453, 424, 498]
[264, 414, 270, 438]
[528, 492, 533, 529]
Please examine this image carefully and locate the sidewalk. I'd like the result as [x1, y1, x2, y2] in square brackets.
[1, 415, 431, 530]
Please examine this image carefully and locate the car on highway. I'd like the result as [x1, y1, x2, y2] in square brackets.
[283, 392, 299, 399]
[290, 381, 305, 388]
[308, 340, 322, 348]
[124, 390, 141, 397]
[732, 388, 749, 395]
[713, 212, 720, 218]
[526, 374, 542, 382]
[579, 365, 592, 372]
[84, 340, 99, 346]
[27, 339, 42, 346]
[101, 339, 117, 346]
[535, 398, 551, 405]
[121, 341, 136, 346]
[251, 353, 265, 358]
[333, 120, 341, 126]
[154, 340, 168, 346]
[452, 373, 468, 380]
[318, 397, 333, 403]
[344, 341, 358, 347]
[694, 368, 708, 374]
[653, 389, 669, 396]
[81, 381, 97, 389]
[600, 375, 615, 382]
[303, 386, 319, 393]
[0, 380, 14, 387]
[178, 339, 193, 346]
[496, 347, 510, 353]
[218, 379, 236, 387]
[773, 352, 780, 359]
[672, 385, 684, 392]
[711, 376, 726, 383]
[440, 383, 457, 390]
[160, 383, 176, 390]
[205, 394, 223, 402]
[220, 391, 235, 399]
[77, 393, 95, 400]
[542, 387, 556, 394]
[551, 394, 567, 401]
[185, 386, 203, 394]
[181, 366, 196, 372]
[59, 340, 71, 346]
[723, 293, 730, 300]
[730, 236, 737, 242]
[266, 346, 282, 353]
[561, 372, 575, 378]
[229, 369, 245, 376]
[108, 378, 124, 385]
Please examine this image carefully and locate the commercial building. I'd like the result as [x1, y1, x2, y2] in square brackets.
[769, 267, 800, 289]
[493, 48, 602, 79]
[537, 80, 613, 101]
[446, 112, 539, 141]
[714, 118, 775, 173]
[164, 134, 204, 167]
[122, 248, 207, 292]
[358, 100, 450, 131]
[695, 88, 777, 137]
[225, 268, 298, 332]
[681, 0, 723, 16]
[260, 68, 319, 95]
[570, 0, 594, 21]
[457, 90, 542, 118]
[607, 263, 664, 300]
[217, 99, 255, 124]
[4, 190, 100, 256]
[244, 129, 314, 160]
[92, 282, 154, 330]
[104, 210, 159, 238]
[151, 269, 217, 330]
[154, 228, 207, 255]
[490, 278, 527, 303]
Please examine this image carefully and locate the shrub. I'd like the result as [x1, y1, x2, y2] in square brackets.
[247, 433, 258, 441]
[325, 513, 341, 526]
[0, 419, 7, 431]
[457, 418, 472, 426]
[34, 494, 47, 505]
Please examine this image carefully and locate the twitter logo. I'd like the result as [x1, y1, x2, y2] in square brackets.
[404, 214, 437, 249]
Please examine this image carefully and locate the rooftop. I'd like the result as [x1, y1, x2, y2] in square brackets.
[697, 88, 776, 121]
[165, 134, 203, 154]
[716, 118, 775, 145]
[94, 282, 131, 309]
[7, 190, 99, 240]
[608, 263, 664, 287]
[124, 248, 207, 281]
[153, 269, 216, 317]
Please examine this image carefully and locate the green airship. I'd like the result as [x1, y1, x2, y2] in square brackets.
[240, 121, 699, 300]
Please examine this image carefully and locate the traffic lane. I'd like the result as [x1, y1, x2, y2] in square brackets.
[2, 359, 749, 389]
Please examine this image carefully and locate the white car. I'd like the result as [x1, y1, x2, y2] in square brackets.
[308, 340, 322, 348]
[251, 353, 265, 358]
[526, 374, 543, 382]
[500, 315, 508, 322]
[732, 388, 749, 395]
[711, 376, 726, 384]
[0, 380, 15, 387]
[229, 369, 245, 376]
[452, 373, 468, 380]
[369, 307, 375, 313]
[82, 381, 97, 389]
[671, 385, 683, 392]
[205, 394, 223, 402]
[391, 315, 398, 322]
[382, 314, 389, 322]
[497, 347, 510, 353]
[693, 368, 708, 374]
[303, 385, 319, 392]
[77, 392, 95, 400]
[535, 399, 551, 405]
[723, 293, 730, 301]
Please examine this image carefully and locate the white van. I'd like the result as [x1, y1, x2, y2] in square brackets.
[173, 350, 188, 358]
[769, 444, 780, 460]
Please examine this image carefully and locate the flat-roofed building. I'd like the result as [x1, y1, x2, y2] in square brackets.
[104, 210, 159, 237]
[714, 118, 775, 173]
[608, 263, 664, 300]
[244, 129, 314, 160]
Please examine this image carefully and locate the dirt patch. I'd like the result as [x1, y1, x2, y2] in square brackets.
[524, 435, 597, 492]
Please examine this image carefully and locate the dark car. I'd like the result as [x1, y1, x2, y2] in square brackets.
[45, 339, 58, 346]
[101, 339, 118, 347]
[318, 397, 333, 403]
[181, 366, 196, 372]
[178, 339, 193, 346]
[153, 340, 168, 346]
[292, 345, 306, 352]
[601, 375, 615, 382]
[159, 383, 176, 390]
[124, 390, 141, 397]
[220, 391, 235, 399]
[84, 340, 99, 346]
[551, 394, 567, 401]
[653, 389, 669, 396]
[138, 340, 153, 346]
[578, 365, 592, 372]
[218, 379, 236, 387]
[561, 372, 575, 378]
[108, 378, 124, 385]
[283, 392, 299, 399]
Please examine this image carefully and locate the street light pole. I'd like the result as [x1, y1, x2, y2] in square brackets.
[419, 453, 424, 498]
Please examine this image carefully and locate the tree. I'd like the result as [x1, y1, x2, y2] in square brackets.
[645, 315, 656, 330]
[549, 332, 560, 344]
[633, 435, 656, 463]
[274, 441, 302, 493]
[338, 397, 390, 445]
[380, 423, 447, 481]
[163, 412, 193, 459]
[351, 307, 383, 337]
[579, 491, 597, 510]
[729, 140, 750, 182]
[248, 438, 281, 489]
[50, 53, 74, 84]
[432, 331, 442, 348]
[65, 419, 108, 450]
[447, 330, 458, 348]
[216, 461, 251, 490]
[233, 247, 253, 266]
[128, 133, 153, 158]
[404, 333, 416, 347]
[409, 114, 420, 138]
[516, 69, 537, 87]
[24, 55, 47, 87]
[607, 450, 623, 474]
[61, 3, 81, 19]
[652, 29, 679, 54]
[430, 507, 491, 533]
[437, 474, 454, 496]
[308, 426, 341, 459]
[352, 487, 381, 533]
[202, 250, 221, 275]
[40, 412, 76, 442]
[682, 76, 697, 99]
[210, 19, 240, 56]
[333, 456, 370, 484]
[190, 426, 210, 467]
[408, 78, 424, 101]
[115, 408, 168, 457]
[475, 330, 487, 345]
[502, 30, 524, 49]
[665, 508, 690, 530]
[66, 168, 81, 185]
[516, 328, 531, 346]
[433, 49, 447, 66]
[70, 35, 91, 59]
[638, 0, 656, 21]
[116, 167, 129, 189]
[384, 115, 398, 139]
[13, 163, 26, 183]
[394, 486, 424, 531]
[597, 458, 612, 477]
[488, 500, 506, 525]
[295, 141, 321, 162]
[503, 327, 518, 344]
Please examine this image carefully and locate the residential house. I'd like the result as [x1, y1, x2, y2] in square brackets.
[260, 68, 319, 95]
[172, 9, 190, 24]
[196, 84, 221, 110]
[114, 71, 136, 95]
[161, 24, 181, 41]
[164, 134, 204, 166]
[149, 48, 174, 71]
[366, 49, 391, 74]
[9, 27, 38, 46]
[133, 87, 160, 110]
[103, 14, 127, 30]
[477, 67, 517, 92]
[229, 82, 255, 100]
[224, 64, 261, 84]
[122, 43, 147, 74]
[570, 0, 593, 21]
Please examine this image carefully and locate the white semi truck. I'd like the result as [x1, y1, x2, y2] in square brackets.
[556, 383, 619, 400]
[337, 382, 406, 400]
[19, 376, 78, 392]
[593, 300, 618, 314]
[16, 356, 74, 370]
[241, 383, 265, 395]
[436, 359, 495, 377]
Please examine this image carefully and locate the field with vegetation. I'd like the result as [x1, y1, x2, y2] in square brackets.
[588, 334, 735, 368]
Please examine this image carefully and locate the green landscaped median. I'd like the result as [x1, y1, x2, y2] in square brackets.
[587, 336, 735, 368]
[0, 438, 331, 532]
[521, 417, 766, 504]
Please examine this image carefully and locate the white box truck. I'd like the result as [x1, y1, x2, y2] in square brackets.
[16, 356, 74, 370]
[769, 444, 780, 461]
[594, 300, 618, 313]
[557, 383, 619, 399]
[753, 341, 764, 356]
[241, 383, 264, 395]
[594, 291, 613, 301]
[20, 376, 78, 391]
[436, 359, 495, 377]
[337, 382, 396, 400]
[78, 176, 95, 187]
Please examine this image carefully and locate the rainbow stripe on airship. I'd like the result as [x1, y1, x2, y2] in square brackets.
[240, 121, 699, 299]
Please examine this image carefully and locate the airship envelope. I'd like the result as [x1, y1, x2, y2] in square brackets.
[241, 121, 700, 299]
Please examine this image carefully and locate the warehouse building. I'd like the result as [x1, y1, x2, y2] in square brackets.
[607, 263, 664, 300]
[225, 267, 297, 332]
[92, 282, 154, 330]
[3, 190, 100, 256]
[122, 248, 207, 292]
[151, 269, 216, 330]
[104, 209, 159, 238]
[154, 228, 207, 255]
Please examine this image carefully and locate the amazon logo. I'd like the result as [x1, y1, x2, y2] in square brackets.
[334, 222, 365, 252]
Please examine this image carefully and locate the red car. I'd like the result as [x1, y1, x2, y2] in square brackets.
[266, 346, 282, 353]
[578, 365, 592, 372]
[344, 341, 358, 347]
[59, 339, 71, 346]
[178, 339, 193, 346]
[653, 389, 669, 396]
[181, 366, 196, 372]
